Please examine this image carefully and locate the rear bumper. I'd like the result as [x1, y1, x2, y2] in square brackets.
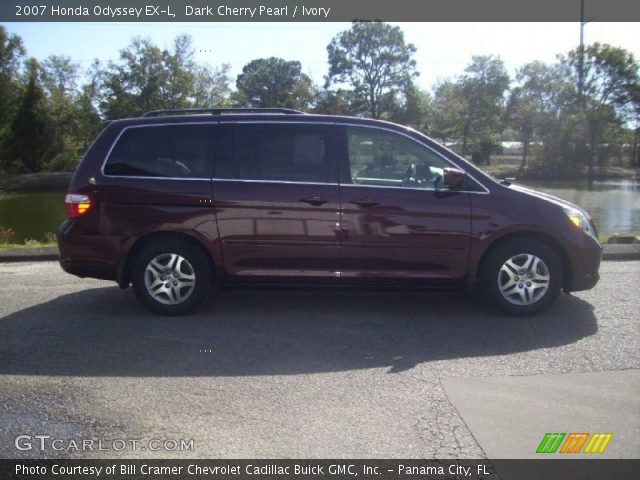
[57, 220, 119, 281]
[58, 256, 116, 281]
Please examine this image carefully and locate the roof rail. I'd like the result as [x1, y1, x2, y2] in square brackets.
[142, 108, 305, 117]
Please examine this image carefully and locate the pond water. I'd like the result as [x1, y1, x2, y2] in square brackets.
[0, 191, 66, 243]
[0, 179, 638, 243]
[517, 179, 640, 235]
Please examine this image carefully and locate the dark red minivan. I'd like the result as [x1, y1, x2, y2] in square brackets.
[57, 108, 601, 315]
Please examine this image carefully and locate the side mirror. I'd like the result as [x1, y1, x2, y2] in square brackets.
[443, 167, 466, 189]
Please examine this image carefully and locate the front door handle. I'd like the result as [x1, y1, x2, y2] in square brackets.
[300, 195, 329, 206]
[349, 197, 379, 208]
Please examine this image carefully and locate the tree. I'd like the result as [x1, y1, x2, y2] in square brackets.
[0, 26, 26, 164]
[568, 43, 639, 115]
[98, 34, 198, 118]
[564, 43, 640, 176]
[506, 87, 536, 171]
[313, 88, 359, 116]
[4, 59, 55, 173]
[193, 64, 232, 108]
[37, 55, 84, 169]
[385, 82, 431, 133]
[0, 26, 24, 76]
[458, 55, 510, 163]
[41, 55, 80, 98]
[325, 21, 418, 119]
[75, 59, 103, 148]
[630, 83, 640, 167]
[74, 84, 102, 150]
[162, 34, 197, 108]
[235, 57, 314, 110]
[0, 26, 25, 114]
[507, 61, 573, 171]
[430, 80, 466, 145]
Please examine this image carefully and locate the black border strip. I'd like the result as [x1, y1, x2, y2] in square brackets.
[2, 0, 640, 22]
[2, 459, 640, 480]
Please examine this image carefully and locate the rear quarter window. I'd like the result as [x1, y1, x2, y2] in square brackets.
[104, 124, 216, 178]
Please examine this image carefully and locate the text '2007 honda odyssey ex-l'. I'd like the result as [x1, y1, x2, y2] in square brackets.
[57, 108, 602, 316]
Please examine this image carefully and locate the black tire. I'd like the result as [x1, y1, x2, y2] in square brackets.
[131, 238, 212, 316]
[480, 238, 563, 316]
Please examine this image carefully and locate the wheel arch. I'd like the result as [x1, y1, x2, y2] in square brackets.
[116, 231, 218, 289]
[474, 231, 572, 291]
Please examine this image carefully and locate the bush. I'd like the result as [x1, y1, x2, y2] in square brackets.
[45, 149, 81, 172]
[0, 226, 16, 243]
[533, 114, 584, 178]
[470, 137, 499, 165]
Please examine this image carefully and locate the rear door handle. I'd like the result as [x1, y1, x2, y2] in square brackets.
[349, 197, 379, 208]
[300, 195, 329, 206]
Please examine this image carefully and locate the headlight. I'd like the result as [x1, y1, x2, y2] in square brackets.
[563, 206, 595, 238]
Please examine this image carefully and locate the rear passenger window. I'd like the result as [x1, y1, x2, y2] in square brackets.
[215, 124, 334, 183]
[104, 124, 216, 178]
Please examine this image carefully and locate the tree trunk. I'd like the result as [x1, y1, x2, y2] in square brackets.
[462, 120, 470, 159]
[632, 127, 639, 168]
[519, 128, 531, 173]
[369, 89, 377, 119]
[520, 141, 529, 173]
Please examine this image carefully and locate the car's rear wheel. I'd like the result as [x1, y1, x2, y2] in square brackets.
[132, 239, 212, 315]
[480, 238, 563, 315]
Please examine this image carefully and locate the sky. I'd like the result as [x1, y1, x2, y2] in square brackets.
[4, 22, 640, 91]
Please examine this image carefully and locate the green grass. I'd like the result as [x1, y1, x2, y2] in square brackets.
[0, 244, 56, 249]
[0, 232, 57, 249]
[0, 241, 57, 249]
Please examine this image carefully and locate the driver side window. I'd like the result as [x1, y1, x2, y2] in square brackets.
[346, 127, 448, 189]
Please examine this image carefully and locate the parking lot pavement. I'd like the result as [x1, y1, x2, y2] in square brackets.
[442, 369, 640, 459]
[0, 261, 638, 459]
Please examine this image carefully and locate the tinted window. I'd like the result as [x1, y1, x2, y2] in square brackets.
[216, 124, 334, 183]
[347, 127, 448, 189]
[104, 124, 216, 178]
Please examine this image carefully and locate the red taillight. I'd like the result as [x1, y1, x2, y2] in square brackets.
[65, 193, 93, 219]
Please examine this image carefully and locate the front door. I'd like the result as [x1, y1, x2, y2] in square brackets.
[212, 122, 341, 279]
[338, 126, 472, 283]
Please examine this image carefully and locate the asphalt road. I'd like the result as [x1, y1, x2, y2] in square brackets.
[0, 261, 638, 459]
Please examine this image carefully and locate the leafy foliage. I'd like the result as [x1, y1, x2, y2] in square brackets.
[4, 60, 56, 173]
[0, 23, 638, 176]
[430, 81, 463, 143]
[235, 57, 314, 110]
[98, 35, 199, 118]
[0, 26, 26, 168]
[326, 21, 418, 119]
[458, 56, 510, 163]
[507, 61, 573, 171]
[193, 64, 232, 108]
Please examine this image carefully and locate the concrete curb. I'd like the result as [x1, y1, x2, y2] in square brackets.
[0, 244, 638, 263]
[601, 243, 640, 261]
[0, 247, 59, 262]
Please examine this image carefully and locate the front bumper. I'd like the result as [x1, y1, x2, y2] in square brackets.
[566, 238, 602, 292]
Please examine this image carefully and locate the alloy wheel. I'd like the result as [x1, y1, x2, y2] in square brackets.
[144, 253, 196, 305]
[497, 253, 550, 306]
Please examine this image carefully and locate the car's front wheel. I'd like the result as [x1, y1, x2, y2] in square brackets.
[480, 238, 563, 315]
[131, 239, 212, 315]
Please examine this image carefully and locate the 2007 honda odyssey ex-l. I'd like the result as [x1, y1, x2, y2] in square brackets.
[57, 108, 601, 315]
